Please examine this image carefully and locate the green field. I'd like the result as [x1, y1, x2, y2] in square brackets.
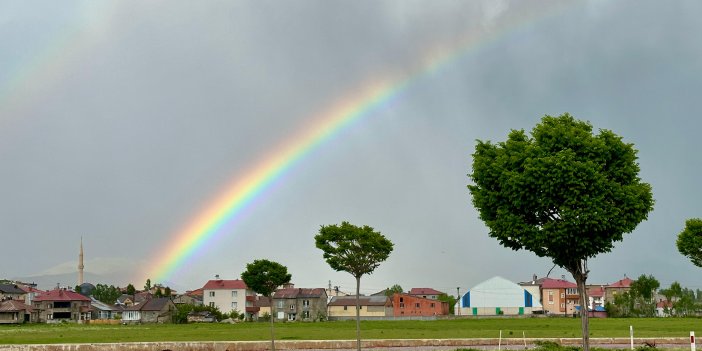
[0, 318, 700, 344]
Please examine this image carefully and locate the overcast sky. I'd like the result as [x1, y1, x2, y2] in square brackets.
[2, 0, 701, 294]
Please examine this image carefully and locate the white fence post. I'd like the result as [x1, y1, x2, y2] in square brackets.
[630, 325, 634, 350]
[499, 330, 502, 351]
[691, 331, 696, 351]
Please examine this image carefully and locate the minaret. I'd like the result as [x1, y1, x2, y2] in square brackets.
[78, 237, 84, 285]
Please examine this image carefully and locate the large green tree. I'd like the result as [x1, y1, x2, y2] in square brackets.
[468, 114, 653, 351]
[677, 218, 702, 267]
[241, 259, 291, 351]
[315, 221, 394, 351]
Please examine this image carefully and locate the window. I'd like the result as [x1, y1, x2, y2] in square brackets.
[430, 303, 435, 308]
[232, 291, 238, 298]
[231, 302, 237, 309]
[209, 291, 215, 297]
[560, 293, 565, 298]
[209, 302, 215, 308]
[303, 299, 310, 307]
[415, 303, 420, 308]
[560, 303, 565, 308]
[302, 311, 310, 319]
[287, 313, 296, 321]
[343, 306, 348, 310]
[277, 300, 284, 308]
[548, 291, 554, 302]
[399, 297, 403, 303]
[400, 303, 405, 308]
[289, 304, 295, 311]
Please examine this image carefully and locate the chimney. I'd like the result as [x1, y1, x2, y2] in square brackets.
[215, 274, 220, 280]
[561, 275, 565, 280]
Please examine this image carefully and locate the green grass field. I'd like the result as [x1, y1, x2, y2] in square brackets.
[0, 318, 700, 344]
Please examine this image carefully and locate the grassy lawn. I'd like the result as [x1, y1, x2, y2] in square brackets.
[0, 318, 700, 344]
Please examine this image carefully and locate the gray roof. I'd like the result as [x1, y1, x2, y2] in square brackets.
[0, 284, 26, 294]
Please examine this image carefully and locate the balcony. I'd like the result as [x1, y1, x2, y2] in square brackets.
[246, 295, 256, 302]
[245, 306, 260, 313]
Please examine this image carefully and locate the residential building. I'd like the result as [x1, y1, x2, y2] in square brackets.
[540, 277, 579, 315]
[0, 300, 31, 324]
[202, 279, 258, 318]
[32, 288, 91, 323]
[587, 285, 606, 311]
[254, 296, 271, 318]
[173, 294, 203, 306]
[0, 284, 27, 301]
[605, 276, 633, 304]
[122, 297, 176, 323]
[458, 276, 541, 316]
[518, 275, 545, 309]
[393, 293, 448, 317]
[90, 297, 116, 320]
[272, 288, 327, 321]
[408, 288, 444, 300]
[327, 295, 393, 320]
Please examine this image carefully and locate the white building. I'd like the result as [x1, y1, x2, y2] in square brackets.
[458, 276, 542, 316]
[202, 279, 256, 317]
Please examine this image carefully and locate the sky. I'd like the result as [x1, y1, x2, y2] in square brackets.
[1, 0, 701, 294]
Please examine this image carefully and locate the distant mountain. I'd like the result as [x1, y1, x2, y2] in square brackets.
[12, 272, 114, 290]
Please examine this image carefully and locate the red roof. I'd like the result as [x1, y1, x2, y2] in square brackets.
[541, 278, 577, 289]
[409, 288, 444, 296]
[273, 288, 326, 299]
[588, 286, 605, 297]
[34, 289, 91, 302]
[202, 279, 248, 290]
[186, 288, 204, 296]
[0, 300, 32, 312]
[608, 277, 633, 288]
[657, 300, 673, 308]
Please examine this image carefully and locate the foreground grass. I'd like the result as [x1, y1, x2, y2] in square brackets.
[0, 318, 700, 344]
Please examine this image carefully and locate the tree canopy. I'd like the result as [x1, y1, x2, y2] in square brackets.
[241, 259, 291, 297]
[469, 114, 653, 273]
[676, 218, 702, 267]
[315, 221, 394, 279]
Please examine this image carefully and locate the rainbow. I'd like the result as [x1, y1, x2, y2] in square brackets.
[1, 3, 576, 284]
[146, 2, 579, 284]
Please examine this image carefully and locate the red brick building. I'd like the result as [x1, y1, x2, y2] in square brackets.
[392, 293, 448, 317]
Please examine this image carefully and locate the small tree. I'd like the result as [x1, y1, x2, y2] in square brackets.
[241, 259, 291, 351]
[677, 218, 702, 267]
[315, 221, 394, 351]
[126, 283, 136, 295]
[385, 284, 403, 296]
[469, 114, 653, 351]
[144, 278, 152, 292]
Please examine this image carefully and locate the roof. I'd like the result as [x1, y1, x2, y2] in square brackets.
[608, 277, 633, 288]
[0, 300, 31, 312]
[255, 296, 271, 307]
[328, 295, 391, 307]
[273, 288, 326, 299]
[123, 297, 173, 311]
[409, 288, 444, 296]
[90, 297, 116, 311]
[186, 288, 204, 296]
[34, 289, 91, 302]
[0, 284, 27, 294]
[588, 286, 605, 297]
[541, 278, 577, 289]
[202, 279, 248, 290]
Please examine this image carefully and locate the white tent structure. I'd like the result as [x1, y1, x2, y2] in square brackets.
[457, 276, 542, 316]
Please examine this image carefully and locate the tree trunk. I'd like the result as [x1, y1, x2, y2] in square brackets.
[355, 275, 361, 351]
[269, 295, 276, 351]
[568, 259, 590, 351]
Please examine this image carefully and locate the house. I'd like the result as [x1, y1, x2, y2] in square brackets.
[173, 294, 203, 306]
[605, 276, 633, 304]
[518, 275, 545, 310]
[393, 293, 448, 317]
[587, 285, 606, 311]
[254, 296, 271, 318]
[540, 277, 579, 315]
[327, 295, 393, 320]
[272, 287, 327, 321]
[0, 300, 31, 324]
[90, 297, 116, 320]
[408, 288, 444, 300]
[122, 297, 176, 323]
[116, 294, 135, 307]
[656, 299, 674, 317]
[458, 276, 542, 316]
[18, 284, 44, 305]
[0, 284, 27, 301]
[202, 279, 258, 318]
[32, 288, 91, 323]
